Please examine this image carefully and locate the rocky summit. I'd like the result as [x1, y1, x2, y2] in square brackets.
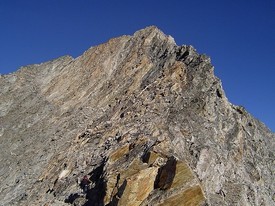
[0, 26, 274, 206]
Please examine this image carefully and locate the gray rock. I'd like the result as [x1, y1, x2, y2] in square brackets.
[0, 26, 274, 206]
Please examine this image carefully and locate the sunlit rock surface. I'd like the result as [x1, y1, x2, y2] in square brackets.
[0, 26, 274, 206]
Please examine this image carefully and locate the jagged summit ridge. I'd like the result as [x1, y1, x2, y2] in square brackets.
[0, 26, 274, 206]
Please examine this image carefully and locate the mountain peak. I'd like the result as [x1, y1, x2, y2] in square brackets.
[134, 25, 163, 35]
[134, 25, 176, 44]
[0, 27, 274, 206]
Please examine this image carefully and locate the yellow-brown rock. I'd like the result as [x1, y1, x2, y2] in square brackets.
[142, 151, 161, 165]
[109, 144, 129, 163]
[158, 185, 205, 206]
[104, 157, 150, 205]
[118, 167, 158, 206]
[170, 161, 196, 189]
[155, 157, 196, 191]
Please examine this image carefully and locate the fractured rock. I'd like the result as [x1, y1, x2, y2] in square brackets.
[0, 26, 274, 206]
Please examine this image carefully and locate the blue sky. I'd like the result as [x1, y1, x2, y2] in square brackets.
[0, 0, 274, 132]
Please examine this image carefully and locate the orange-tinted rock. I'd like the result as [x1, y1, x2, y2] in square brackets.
[155, 157, 195, 190]
[118, 167, 158, 206]
[142, 151, 161, 165]
[109, 144, 129, 163]
[158, 185, 205, 206]
[170, 161, 195, 189]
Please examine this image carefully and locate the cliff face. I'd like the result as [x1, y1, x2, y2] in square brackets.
[0, 26, 274, 206]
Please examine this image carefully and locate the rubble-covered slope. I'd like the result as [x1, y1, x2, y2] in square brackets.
[0, 26, 274, 206]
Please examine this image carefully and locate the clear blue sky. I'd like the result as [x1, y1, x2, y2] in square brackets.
[0, 0, 274, 132]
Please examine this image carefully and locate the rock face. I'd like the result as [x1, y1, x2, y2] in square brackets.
[0, 26, 274, 206]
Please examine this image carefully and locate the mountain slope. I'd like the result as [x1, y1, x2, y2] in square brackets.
[0, 26, 274, 206]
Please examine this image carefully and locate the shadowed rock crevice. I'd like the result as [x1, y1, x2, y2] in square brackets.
[176, 47, 189, 62]
[154, 156, 177, 190]
[64, 193, 80, 204]
[85, 159, 107, 205]
[107, 179, 127, 206]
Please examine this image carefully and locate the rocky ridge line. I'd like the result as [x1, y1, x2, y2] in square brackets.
[0, 26, 274, 206]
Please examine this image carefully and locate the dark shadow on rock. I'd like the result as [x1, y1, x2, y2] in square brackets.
[141, 151, 151, 163]
[176, 49, 189, 61]
[83, 158, 107, 206]
[107, 179, 127, 206]
[64, 193, 80, 204]
[154, 156, 177, 190]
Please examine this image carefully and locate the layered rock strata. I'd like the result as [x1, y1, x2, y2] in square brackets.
[0, 26, 274, 206]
